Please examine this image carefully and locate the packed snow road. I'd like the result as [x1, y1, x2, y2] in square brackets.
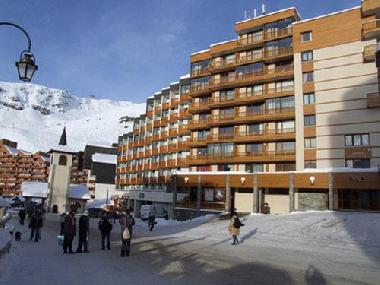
[1, 211, 380, 285]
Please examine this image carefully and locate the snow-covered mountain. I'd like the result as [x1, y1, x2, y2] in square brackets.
[0, 82, 146, 152]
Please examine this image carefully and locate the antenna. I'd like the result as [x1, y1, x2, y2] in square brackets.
[262, 3, 266, 15]
[254, 9, 257, 18]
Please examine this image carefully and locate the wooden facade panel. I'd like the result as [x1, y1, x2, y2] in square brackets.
[294, 173, 329, 188]
[191, 51, 211, 63]
[235, 9, 299, 33]
[334, 173, 380, 190]
[257, 173, 289, 188]
[293, 8, 362, 53]
[209, 41, 238, 55]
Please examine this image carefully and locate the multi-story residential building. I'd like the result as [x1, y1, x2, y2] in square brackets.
[117, 2, 380, 215]
[0, 139, 50, 196]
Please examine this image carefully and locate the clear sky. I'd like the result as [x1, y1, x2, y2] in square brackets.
[0, 0, 360, 103]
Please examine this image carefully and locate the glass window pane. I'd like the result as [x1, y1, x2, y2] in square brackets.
[362, 134, 369, 146]
[353, 135, 361, 146]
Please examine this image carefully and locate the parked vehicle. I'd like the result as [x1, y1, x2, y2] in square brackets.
[87, 208, 108, 218]
[140, 205, 155, 220]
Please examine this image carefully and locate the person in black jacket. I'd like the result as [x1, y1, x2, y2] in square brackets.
[98, 216, 112, 250]
[29, 210, 43, 242]
[63, 211, 76, 254]
[18, 209, 26, 225]
[76, 214, 89, 253]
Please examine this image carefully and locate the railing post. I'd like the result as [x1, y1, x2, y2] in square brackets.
[252, 173, 258, 213]
[196, 175, 202, 215]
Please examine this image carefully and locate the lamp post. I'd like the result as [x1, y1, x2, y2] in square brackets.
[0, 22, 38, 82]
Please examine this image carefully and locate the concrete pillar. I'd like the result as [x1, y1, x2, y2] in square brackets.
[225, 175, 231, 213]
[328, 172, 334, 210]
[253, 174, 258, 213]
[289, 173, 295, 212]
[170, 175, 178, 220]
[196, 175, 202, 214]
[126, 197, 130, 210]
[133, 199, 139, 218]
[258, 189, 263, 213]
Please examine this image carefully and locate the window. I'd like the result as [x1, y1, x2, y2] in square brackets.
[220, 89, 235, 101]
[304, 115, 316, 126]
[246, 164, 263, 173]
[305, 160, 316, 168]
[301, 51, 313, 62]
[303, 93, 315, 104]
[246, 143, 263, 154]
[276, 141, 295, 152]
[58, 155, 67, 166]
[301, 31, 312, 42]
[303, 72, 314, 83]
[275, 163, 295, 171]
[345, 159, 370, 168]
[304, 137, 316, 148]
[217, 164, 233, 171]
[345, 134, 369, 146]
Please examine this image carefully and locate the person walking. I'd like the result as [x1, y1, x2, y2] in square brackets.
[29, 210, 37, 241]
[147, 212, 156, 232]
[98, 216, 112, 250]
[76, 214, 90, 253]
[18, 208, 26, 225]
[34, 210, 43, 242]
[63, 211, 76, 254]
[119, 210, 135, 257]
[59, 213, 66, 235]
[228, 214, 243, 245]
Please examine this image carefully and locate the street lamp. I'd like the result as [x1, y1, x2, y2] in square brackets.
[0, 22, 38, 82]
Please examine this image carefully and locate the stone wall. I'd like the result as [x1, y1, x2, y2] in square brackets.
[297, 191, 328, 210]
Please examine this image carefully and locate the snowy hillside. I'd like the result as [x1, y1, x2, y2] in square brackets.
[0, 82, 146, 152]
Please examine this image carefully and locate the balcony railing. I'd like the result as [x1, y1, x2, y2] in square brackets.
[367, 92, 380, 108]
[362, 0, 380, 16]
[191, 68, 210, 78]
[235, 129, 295, 142]
[188, 119, 210, 130]
[187, 150, 295, 164]
[209, 64, 293, 89]
[189, 84, 211, 97]
[363, 44, 377, 61]
[363, 20, 380, 39]
[237, 27, 292, 49]
[180, 93, 191, 102]
[179, 125, 190, 134]
[188, 100, 211, 113]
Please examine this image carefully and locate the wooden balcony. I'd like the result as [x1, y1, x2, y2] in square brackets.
[179, 125, 191, 134]
[159, 146, 168, 153]
[177, 157, 188, 167]
[169, 113, 179, 122]
[152, 148, 159, 155]
[233, 107, 295, 125]
[207, 133, 234, 143]
[131, 165, 137, 172]
[150, 162, 158, 170]
[153, 119, 161, 127]
[139, 126, 145, 133]
[171, 98, 180, 106]
[363, 44, 377, 62]
[147, 109, 154, 118]
[209, 64, 293, 90]
[235, 129, 295, 143]
[137, 164, 143, 171]
[169, 128, 178, 137]
[153, 134, 160, 141]
[367, 92, 380, 108]
[158, 176, 168, 183]
[188, 84, 211, 97]
[168, 143, 177, 152]
[154, 106, 161, 114]
[145, 150, 152, 157]
[162, 102, 170, 110]
[187, 154, 208, 165]
[363, 20, 380, 39]
[188, 119, 210, 130]
[145, 136, 153, 144]
[167, 159, 177, 168]
[138, 152, 144, 158]
[190, 68, 210, 78]
[177, 141, 190, 151]
[133, 128, 139, 135]
[161, 117, 169, 125]
[160, 131, 168, 140]
[188, 137, 208, 147]
[180, 93, 191, 102]
[209, 57, 238, 73]
[146, 123, 153, 130]
[188, 100, 211, 113]
[179, 109, 191, 118]
[362, 0, 380, 16]
[236, 27, 292, 51]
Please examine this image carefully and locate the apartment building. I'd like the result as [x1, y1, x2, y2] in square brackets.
[0, 139, 50, 196]
[117, 1, 380, 215]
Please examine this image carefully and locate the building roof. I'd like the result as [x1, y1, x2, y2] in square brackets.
[92, 153, 117, 165]
[83, 145, 117, 170]
[21, 182, 90, 200]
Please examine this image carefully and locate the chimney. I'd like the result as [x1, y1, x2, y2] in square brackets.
[244, 10, 248, 20]
[254, 9, 257, 18]
[262, 3, 266, 15]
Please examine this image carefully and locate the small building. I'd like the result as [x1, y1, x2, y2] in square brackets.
[21, 182, 90, 213]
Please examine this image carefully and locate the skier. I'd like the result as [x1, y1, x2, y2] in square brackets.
[76, 213, 89, 253]
[98, 216, 113, 250]
[147, 212, 156, 231]
[228, 214, 244, 245]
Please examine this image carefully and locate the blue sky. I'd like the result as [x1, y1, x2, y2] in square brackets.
[0, 0, 360, 103]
